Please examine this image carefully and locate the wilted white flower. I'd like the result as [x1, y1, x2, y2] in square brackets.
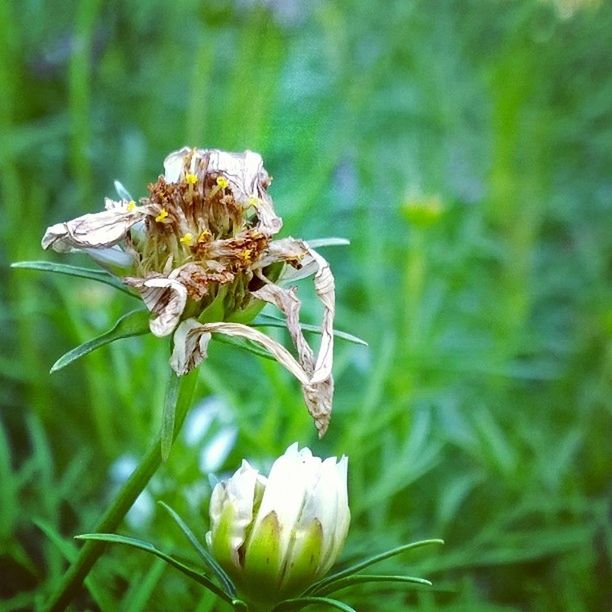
[42, 147, 337, 434]
[206, 443, 350, 607]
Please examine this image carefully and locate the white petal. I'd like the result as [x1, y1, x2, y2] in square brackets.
[84, 246, 134, 272]
[250, 445, 319, 563]
[163, 146, 193, 182]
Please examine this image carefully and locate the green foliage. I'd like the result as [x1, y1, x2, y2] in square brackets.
[2, 0, 611, 610]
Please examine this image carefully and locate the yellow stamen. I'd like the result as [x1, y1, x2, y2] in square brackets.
[247, 195, 259, 208]
[155, 208, 169, 223]
[180, 232, 194, 246]
[127, 200, 136, 211]
[198, 229, 212, 243]
[185, 173, 198, 185]
[238, 248, 252, 263]
[216, 176, 229, 189]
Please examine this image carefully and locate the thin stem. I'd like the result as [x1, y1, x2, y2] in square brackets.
[44, 370, 199, 611]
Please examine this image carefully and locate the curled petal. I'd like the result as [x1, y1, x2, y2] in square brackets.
[170, 318, 212, 374]
[42, 206, 149, 253]
[124, 276, 188, 337]
[252, 242, 336, 436]
[170, 320, 309, 383]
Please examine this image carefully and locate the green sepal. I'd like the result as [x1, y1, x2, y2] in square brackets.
[11, 260, 136, 297]
[242, 511, 284, 604]
[158, 501, 236, 597]
[50, 309, 151, 373]
[272, 596, 356, 611]
[279, 519, 324, 599]
[75, 533, 234, 604]
[209, 494, 242, 580]
[304, 538, 443, 596]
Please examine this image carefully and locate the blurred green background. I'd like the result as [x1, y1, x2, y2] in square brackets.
[2, 0, 611, 610]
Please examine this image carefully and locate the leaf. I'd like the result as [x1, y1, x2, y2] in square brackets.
[273, 596, 356, 611]
[161, 374, 179, 462]
[314, 574, 432, 597]
[75, 533, 233, 604]
[158, 501, 236, 597]
[34, 520, 112, 610]
[252, 313, 368, 347]
[11, 260, 136, 297]
[306, 238, 350, 248]
[215, 333, 277, 361]
[50, 309, 151, 373]
[304, 539, 444, 596]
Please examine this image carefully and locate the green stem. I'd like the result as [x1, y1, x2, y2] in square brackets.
[44, 370, 199, 611]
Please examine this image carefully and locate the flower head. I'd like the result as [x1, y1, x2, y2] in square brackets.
[206, 444, 350, 606]
[42, 147, 337, 434]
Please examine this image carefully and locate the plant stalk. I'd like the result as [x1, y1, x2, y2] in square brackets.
[44, 370, 198, 611]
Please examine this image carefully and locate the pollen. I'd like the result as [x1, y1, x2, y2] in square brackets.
[155, 208, 170, 223]
[180, 232, 194, 246]
[216, 176, 229, 189]
[185, 173, 198, 185]
[127, 200, 136, 211]
[247, 196, 259, 208]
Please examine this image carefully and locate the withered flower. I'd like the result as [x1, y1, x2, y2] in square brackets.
[42, 147, 337, 435]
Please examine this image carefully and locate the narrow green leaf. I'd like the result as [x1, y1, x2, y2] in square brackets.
[34, 520, 112, 609]
[50, 309, 150, 373]
[161, 374, 179, 462]
[215, 334, 276, 361]
[314, 574, 432, 597]
[252, 314, 368, 347]
[158, 501, 236, 596]
[273, 596, 356, 611]
[11, 260, 136, 297]
[306, 238, 351, 248]
[75, 533, 233, 604]
[305, 539, 443, 596]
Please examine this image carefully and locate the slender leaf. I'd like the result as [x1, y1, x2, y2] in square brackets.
[161, 374, 179, 462]
[306, 238, 351, 248]
[314, 574, 432, 597]
[11, 260, 136, 297]
[215, 333, 277, 361]
[252, 313, 368, 347]
[158, 501, 236, 596]
[75, 533, 233, 604]
[305, 539, 444, 596]
[34, 520, 112, 610]
[50, 309, 151, 373]
[273, 596, 356, 611]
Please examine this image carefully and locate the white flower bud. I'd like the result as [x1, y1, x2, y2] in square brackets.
[206, 444, 350, 606]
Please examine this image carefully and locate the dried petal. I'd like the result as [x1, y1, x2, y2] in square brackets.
[170, 318, 212, 374]
[252, 242, 336, 436]
[124, 275, 188, 337]
[170, 319, 309, 383]
[42, 206, 149, 253]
